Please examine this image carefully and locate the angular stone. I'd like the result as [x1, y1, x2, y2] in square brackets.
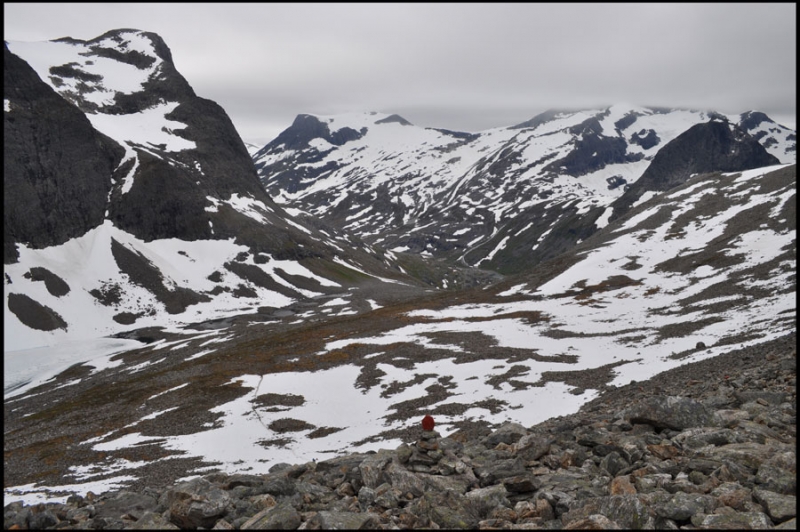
[752, 488, 796, 522]
[27, 509, 58, 530]
[502, 474, 542, 493]
[776, 518, 798, 530]
[131, 511, 180, 530]
[417, 438, 439, 451]
[94, 491, 157, 521]
[212, 519, 235, 530]
[465, 484, 510, 519]
[734, 391, 787, 406]
[421, 430, 441, 440]
[430, 505, 474, 529]
[483, 422, 528, 447]
[514, 433, 552, 461]
[646, 444, 680, 460]
[705, 442, 782, 473]
[162, 478, 231, 529]
[600, 451, 629, 477]
[625, 396, 716, 430]
[563, 514, 623, 529]
[564, 495, 650, 530]
[306, 511, 380, 530]
[755, 451, 796, 495]
[711, 482, 751, 511]
[240, 501, 301, 530]
[691, 511, 773, 529]
[654, 492, 716, 521]
[419, 491, 476, 529]
[475, 457, 526, 486]
[384, 461, 426, 498]
[221, 474, 265, 490]
[609, 476, 637, 495]
[420, 471, 474, 495]
[359, 452, 393, 489]
[374, 483, 401, 509]
[408, 450, 439, 467]
[260, 475, 297, 497]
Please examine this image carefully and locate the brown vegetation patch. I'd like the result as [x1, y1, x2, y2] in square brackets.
[252, 393, 305, 408]
[654, 316, 726, 342]
[268, 418, 317, 433]
[539, 359, 634, 391]
[571, 275, 643, 300]
[257, 437, 294, 448]
[307, 427, 344, 439]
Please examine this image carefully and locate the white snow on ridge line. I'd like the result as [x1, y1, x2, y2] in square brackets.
[86, 101, 195, 153]
[6, 35, 159, 104]
[8, 36, 197, 197]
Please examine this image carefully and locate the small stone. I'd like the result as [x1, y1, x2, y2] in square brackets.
[610, 476, 636, 495]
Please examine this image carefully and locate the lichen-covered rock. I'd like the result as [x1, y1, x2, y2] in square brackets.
[691, 510, 773, 529]
[654, 491, 717, 522]
[240, 501, 301, 530]
[162, 478, 231, 529]
[752, 487, 796, 522]
[305, 510, 380, 529]
[625, 396, 716, 430]
[564, 495, 651, 530]
[483, 422, 528, 447]
[563, 513, 623, 529]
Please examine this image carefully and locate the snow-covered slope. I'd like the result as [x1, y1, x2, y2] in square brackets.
[255, 106, 795, 274]
[4, 31, 425, 353]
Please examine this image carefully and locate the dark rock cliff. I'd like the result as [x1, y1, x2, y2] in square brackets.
[3, 44, 126, 263]
[609, 120, 780, 222]
[5, 29, 293, 262]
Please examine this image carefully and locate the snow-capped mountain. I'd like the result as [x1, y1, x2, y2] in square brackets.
[4, 30, 427, 353]
[255, 107, 794, 274]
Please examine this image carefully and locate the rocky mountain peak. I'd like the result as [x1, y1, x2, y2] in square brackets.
[609, 119, 781, 221]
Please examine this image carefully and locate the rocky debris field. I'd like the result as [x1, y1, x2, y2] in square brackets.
[4, 331, 795, 530]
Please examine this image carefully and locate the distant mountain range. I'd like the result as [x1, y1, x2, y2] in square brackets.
[255, 107, 794, 275]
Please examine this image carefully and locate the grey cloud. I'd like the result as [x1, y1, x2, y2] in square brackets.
[4, 3, 795, 142]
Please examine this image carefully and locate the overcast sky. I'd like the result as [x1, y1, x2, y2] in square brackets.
[4, 3, 797, 146]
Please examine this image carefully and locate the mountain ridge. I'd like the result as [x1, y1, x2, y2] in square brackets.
[255, 105, 794, 275]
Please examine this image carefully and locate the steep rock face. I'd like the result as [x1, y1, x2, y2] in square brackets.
[5, 29, 279, 250]
[609, 120, 780, 221]
[3, 44, 125, 263]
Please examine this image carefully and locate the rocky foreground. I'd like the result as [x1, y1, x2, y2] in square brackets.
[4, 332, 796, 530]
